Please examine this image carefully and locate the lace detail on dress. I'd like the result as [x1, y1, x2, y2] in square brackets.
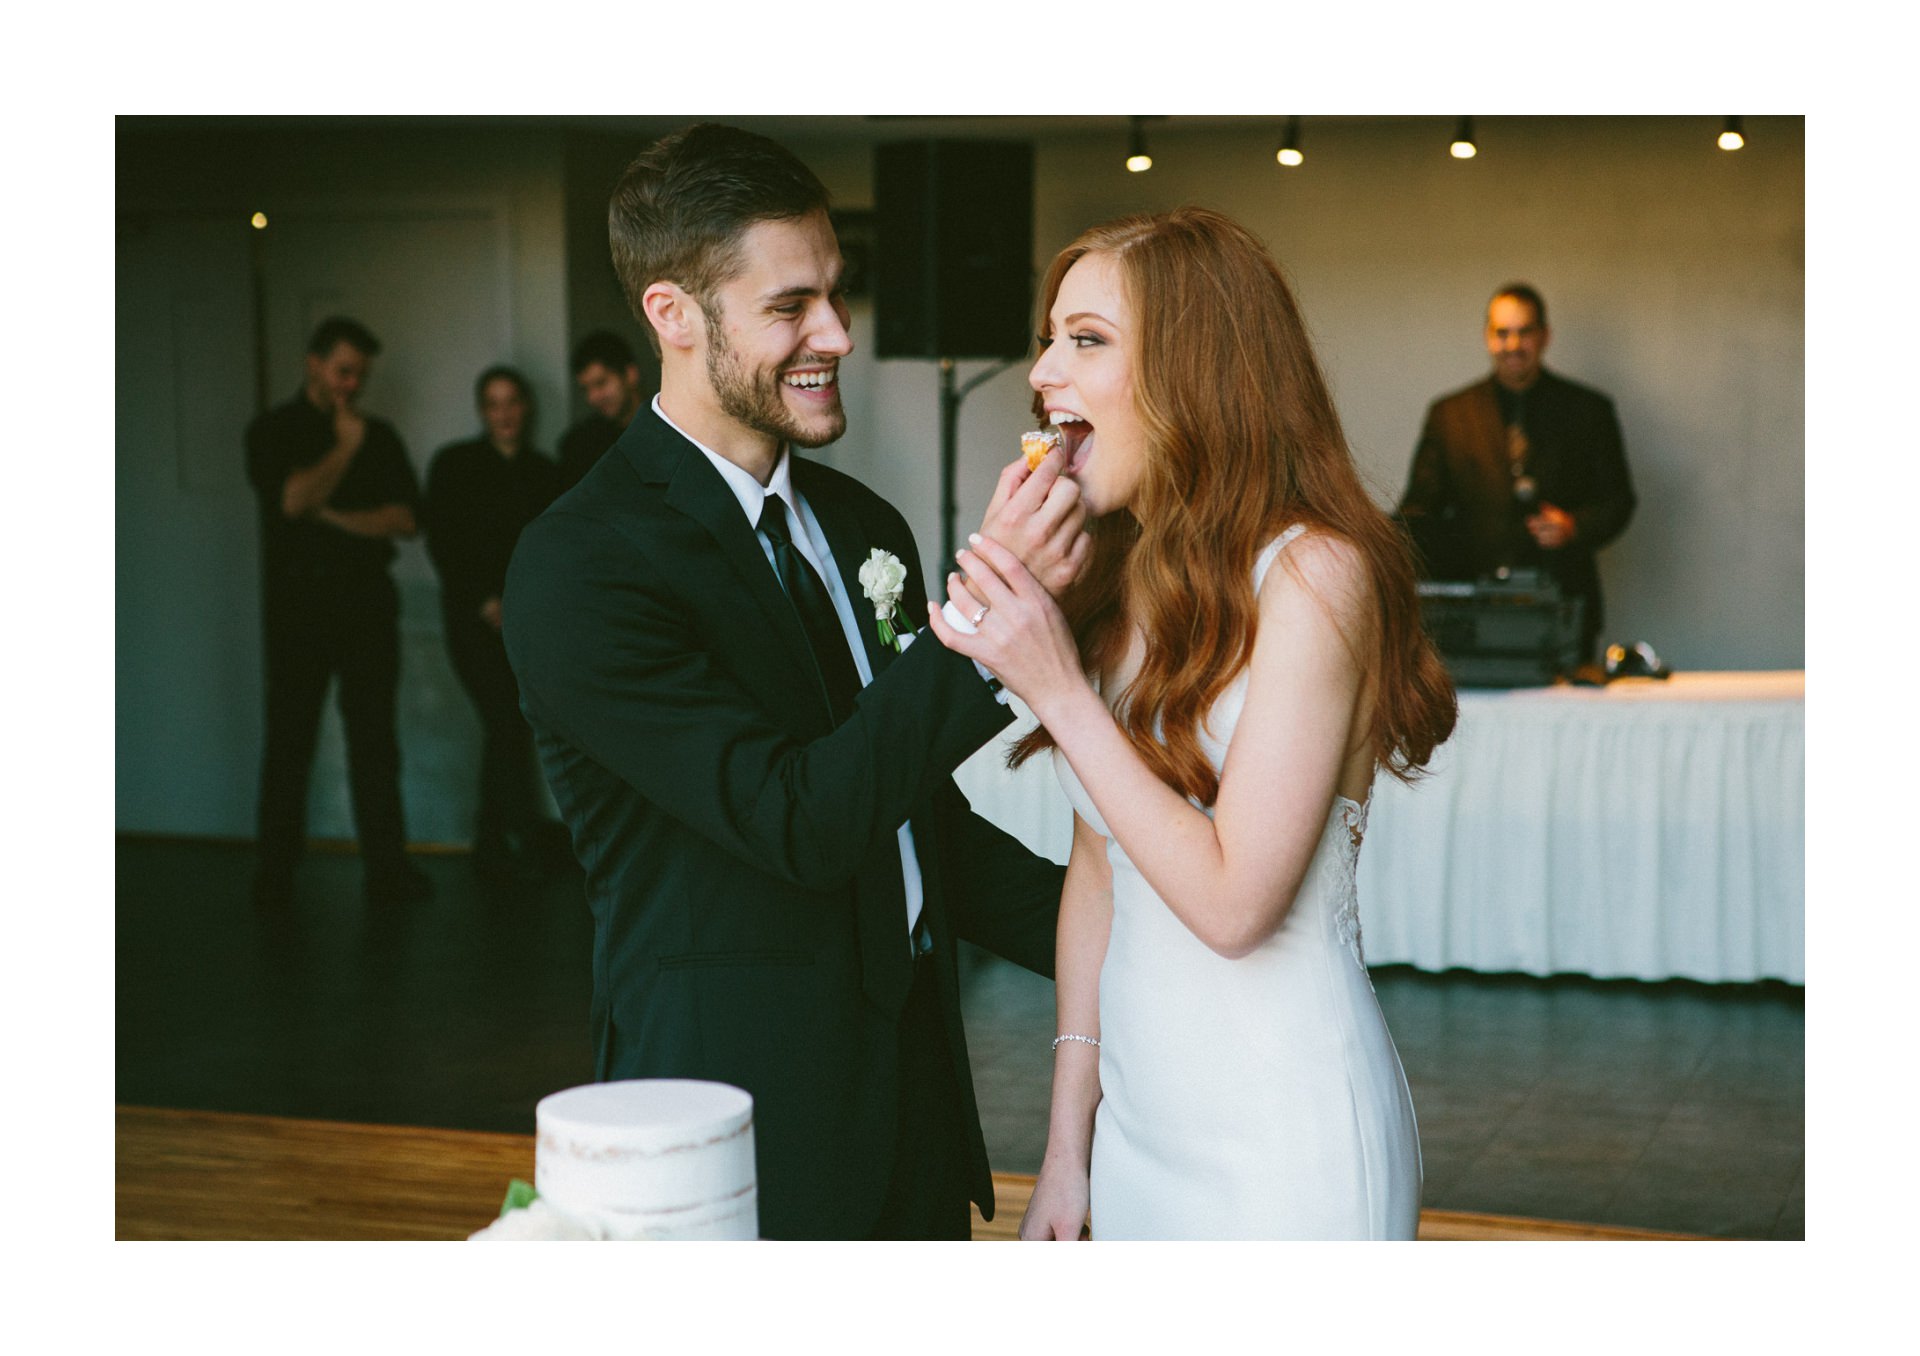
[1331, 798, 1370, 970]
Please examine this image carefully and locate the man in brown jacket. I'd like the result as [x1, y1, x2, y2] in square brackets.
[1398, 283, 1636, 660]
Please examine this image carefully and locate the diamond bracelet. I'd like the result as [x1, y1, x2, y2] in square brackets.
[1051, 1033, 1100, 1051]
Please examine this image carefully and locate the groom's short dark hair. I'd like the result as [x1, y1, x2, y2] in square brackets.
[608, 123, 833, 355]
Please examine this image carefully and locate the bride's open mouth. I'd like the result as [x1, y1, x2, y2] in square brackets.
[1049, 410, 1094, 475]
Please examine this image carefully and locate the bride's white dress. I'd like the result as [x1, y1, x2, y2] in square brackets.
[1054, 526, 1422, 1239]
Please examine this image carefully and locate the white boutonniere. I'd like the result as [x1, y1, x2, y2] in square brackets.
[858, 548, 911, 652]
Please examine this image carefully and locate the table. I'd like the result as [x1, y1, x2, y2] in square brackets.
[114, 1106, 1683, 1240]
[954, 673, 1804, 984]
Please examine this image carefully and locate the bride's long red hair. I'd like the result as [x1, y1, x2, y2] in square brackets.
[1009, 208, 1456, 803]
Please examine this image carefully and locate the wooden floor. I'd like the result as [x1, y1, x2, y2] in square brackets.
[118, 838, 1799, 1237]
[116, 1106, 1694, 1242]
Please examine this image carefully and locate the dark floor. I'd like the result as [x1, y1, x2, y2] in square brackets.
[116, 838, 1804, 1239]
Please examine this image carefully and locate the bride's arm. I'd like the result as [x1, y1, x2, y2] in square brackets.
[929, 532, 1371, 960]
[1020, 810, 1111, 1241]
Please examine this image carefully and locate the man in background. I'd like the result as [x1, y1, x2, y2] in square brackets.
[244, 316, 432, 908]
[556, 330, 645, 489]
[1398, 283, 1636, 661]
[424, 365, 566, 885]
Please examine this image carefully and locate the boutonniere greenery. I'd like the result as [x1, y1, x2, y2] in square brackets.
[858, 548, 912, 652]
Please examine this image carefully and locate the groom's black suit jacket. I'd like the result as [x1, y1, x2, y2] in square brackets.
[502, 406, 1062, 1239]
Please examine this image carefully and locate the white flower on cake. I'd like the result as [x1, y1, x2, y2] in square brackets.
[469, 1195, 602, 1241]
[859, 548, 912, 652]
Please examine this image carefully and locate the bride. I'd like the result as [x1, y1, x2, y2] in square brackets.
[930, 208, 1458, 1240]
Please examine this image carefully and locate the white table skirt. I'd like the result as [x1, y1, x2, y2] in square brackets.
[952, 672, 1804, 985]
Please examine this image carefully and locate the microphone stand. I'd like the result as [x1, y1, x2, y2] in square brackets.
[938, 355, 1021, 566]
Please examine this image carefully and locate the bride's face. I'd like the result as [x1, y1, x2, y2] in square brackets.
[1029, 252, 1144, 517]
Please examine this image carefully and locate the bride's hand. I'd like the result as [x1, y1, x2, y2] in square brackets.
[1018, 1161, 1091, 1241]
[925, 533, 1088, 721]
[972, 447, 1090, 599]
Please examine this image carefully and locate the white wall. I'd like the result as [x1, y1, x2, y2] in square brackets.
[823, 116, 1805, 672]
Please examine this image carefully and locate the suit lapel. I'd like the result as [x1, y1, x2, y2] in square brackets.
[1469, 378, 1506, 460]
[1462, 378, 1515, 504]
[631, 410, 822, 697]
[794, 458, 898, 679]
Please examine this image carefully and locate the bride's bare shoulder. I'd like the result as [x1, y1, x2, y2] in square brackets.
[1261, 528, 1373, 640]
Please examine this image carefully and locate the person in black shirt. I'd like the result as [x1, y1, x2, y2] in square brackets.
[245, 316, 432, 908]
[556, 331, 644, 490]
[424, 366, 565, 882]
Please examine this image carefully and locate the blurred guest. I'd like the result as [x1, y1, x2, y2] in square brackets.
[424, 366, 566, 883]
[245, 316, 432, 908]
[1397, 284, 1635, 660]
[556, 331, 644, 489]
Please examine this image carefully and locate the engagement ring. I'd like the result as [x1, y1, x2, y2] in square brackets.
[970, 605, 990, 626]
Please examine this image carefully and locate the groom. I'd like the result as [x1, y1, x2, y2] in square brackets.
[503, 124, 1083, 1239]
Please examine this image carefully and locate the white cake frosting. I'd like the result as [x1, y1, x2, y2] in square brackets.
[532, 1079, 758, 1240]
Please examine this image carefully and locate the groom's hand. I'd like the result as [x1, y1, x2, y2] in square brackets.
[967, 446, 1089, 603]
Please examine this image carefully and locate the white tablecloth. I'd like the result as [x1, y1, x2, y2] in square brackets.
[952, 673, 1804, 985]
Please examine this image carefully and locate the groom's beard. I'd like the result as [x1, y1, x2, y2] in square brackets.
[706, 312, 846, 450]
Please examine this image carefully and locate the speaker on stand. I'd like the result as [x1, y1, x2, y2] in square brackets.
[873, 139, 1035, 567]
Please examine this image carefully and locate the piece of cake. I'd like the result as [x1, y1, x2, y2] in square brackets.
[531, 1079, 758, 1240]
[1021, 427, 1061, 471]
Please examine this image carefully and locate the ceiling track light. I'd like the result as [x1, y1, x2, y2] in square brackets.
[1276, 117, 1304, 168]
[1126, 115, 1154, 173]
[1450, 117, 1477, 159]
[1719, 116, 1746, 151]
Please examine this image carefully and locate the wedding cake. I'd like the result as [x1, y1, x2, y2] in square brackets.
[474, 1079, 758, 1240]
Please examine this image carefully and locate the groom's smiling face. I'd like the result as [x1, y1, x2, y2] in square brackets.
[696, 211, 852, 450]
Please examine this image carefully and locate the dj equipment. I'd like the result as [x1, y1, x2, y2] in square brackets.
[1605, 640, 1672, 680]
[1418, 568, 1586, 688]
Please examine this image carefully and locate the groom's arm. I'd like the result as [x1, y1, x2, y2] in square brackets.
[934, 782, 1063, 979]
[505, 508, 1011, 890]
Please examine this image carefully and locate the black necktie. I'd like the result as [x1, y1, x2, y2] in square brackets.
[761, 495, 912, 1013]
[757, 496, 862, 724]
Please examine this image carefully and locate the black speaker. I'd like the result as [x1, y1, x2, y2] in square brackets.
[873, 140, 1034, 359]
